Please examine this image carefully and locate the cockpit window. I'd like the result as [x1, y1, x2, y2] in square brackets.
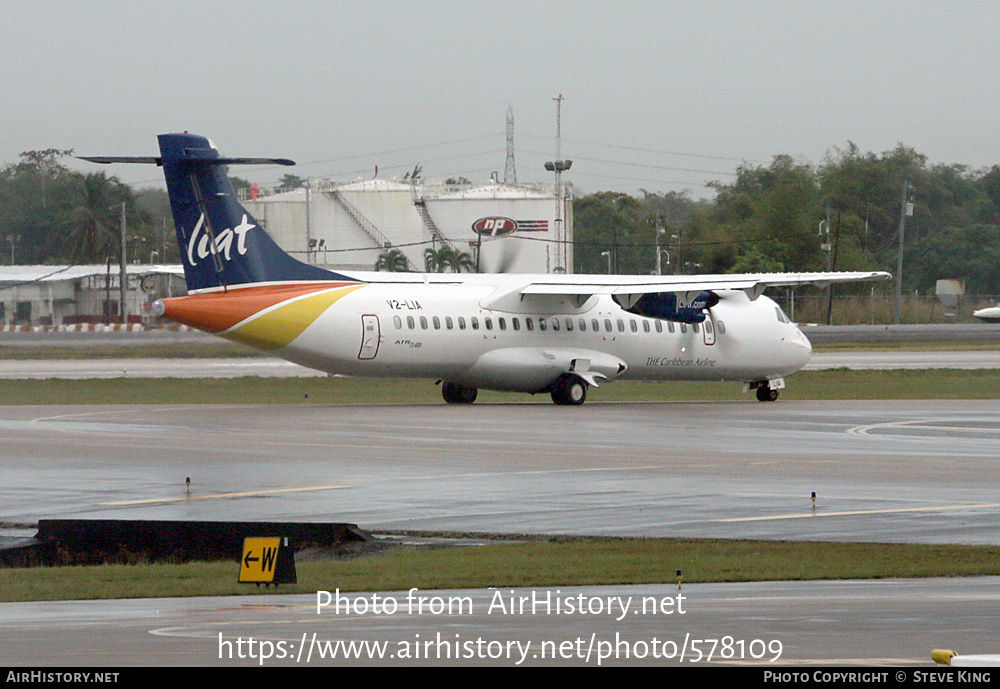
[775, 306, 791, 324]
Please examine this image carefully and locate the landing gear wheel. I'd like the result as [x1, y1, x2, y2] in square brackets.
[551, 375, 587, 406]
[756, 385, 779, 402]
[442, 381, 477, 404]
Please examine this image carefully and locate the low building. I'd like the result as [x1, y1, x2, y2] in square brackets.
[0, 265, 185, 327]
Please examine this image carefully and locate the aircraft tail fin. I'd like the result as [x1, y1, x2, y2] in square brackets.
[82, 132, 354, 292]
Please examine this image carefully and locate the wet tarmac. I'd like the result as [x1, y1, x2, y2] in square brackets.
[3, 400, 999, 667]
[2, 578, 996, 666]
[3, 400, 999, 545]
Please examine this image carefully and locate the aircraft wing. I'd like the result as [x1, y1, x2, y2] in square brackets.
[517, 271, 891, 300]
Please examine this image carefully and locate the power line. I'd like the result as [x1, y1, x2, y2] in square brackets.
[520, 148, 737, 177]
[521, 133, 768, 165]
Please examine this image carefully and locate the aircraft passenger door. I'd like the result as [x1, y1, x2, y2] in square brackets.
[358, 314, 380, 360]
[702, 311, 716, 346]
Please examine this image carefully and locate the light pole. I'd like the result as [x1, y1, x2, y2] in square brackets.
[893, 180, 914, 325]
[657, 249, 670, 274]
[5, 234, 18, 265]
[601, 250, 611, 275]
[544, 95, 572, 273]
[119, 203, 127, 324]
[655, 221, 665, 275]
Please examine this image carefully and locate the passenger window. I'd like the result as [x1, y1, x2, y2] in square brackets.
[420, 316, 428, 329]
[407, 316, 415, 329]
[433, 316, 441, 330]
[605, 319, 612, 332]
[512, 318, 520, 331]
[484, 317, 492, 330]
[680, 323, 687, 333]
[526, 318, 534, 331]
[642, 321, 650, 333]
[445, 316, 453, 330]
[471, 317, 479, 330]
[630, 320, 638, 333]
[579, 318, 586, 332]
[668, 321, 675, 333]
[692, 322, 700, 334]
[498, 317, 506, 331]
[551, 318, 560, 331]
[655, 320, 662, 333]
[705, 320, 713, 334]
[592, 319, 600, 332]
[617, 319, 625, 332]
[717, 320, 726, 334]
[458, 316, 466, 330]
[538, 318, 547, 331]
[565, 318, 573, 331]
[394, 315, 402, 329]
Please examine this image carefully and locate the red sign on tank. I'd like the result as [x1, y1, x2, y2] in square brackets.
[472, 217, 517, 237]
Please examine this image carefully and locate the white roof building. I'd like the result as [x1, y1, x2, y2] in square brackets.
[0, 265, 185, 326]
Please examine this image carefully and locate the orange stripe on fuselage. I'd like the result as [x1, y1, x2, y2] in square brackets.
[158, 282, 361, 334]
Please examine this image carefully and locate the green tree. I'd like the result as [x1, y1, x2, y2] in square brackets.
[276, 174, 305, 191]
[63, 173, 150, 264]
[0, 149, 76, 263]
[423, 245, 474, 273]
[375, 248, 410, 272]
[573, 192, 649, 274]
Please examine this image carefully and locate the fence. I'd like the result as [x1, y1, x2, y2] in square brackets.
[771, 290, 998, 326]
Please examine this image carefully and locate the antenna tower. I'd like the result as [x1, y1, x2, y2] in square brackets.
[504, 105, 517, 184]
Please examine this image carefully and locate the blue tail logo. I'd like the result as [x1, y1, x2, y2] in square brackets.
[82, 133, 357, 292]
[158, 132, 356, 291]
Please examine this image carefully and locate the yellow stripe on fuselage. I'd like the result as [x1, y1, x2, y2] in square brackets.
[221, 283, 365, 351]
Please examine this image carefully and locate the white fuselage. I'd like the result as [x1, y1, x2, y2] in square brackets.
[270, 280, 812, 393]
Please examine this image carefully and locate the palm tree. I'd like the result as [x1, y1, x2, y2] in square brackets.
[375, 248, 410, 271]
[63, 173, 127, 263]
[63, 172, 151, 264]
[424, 245, 475, 273]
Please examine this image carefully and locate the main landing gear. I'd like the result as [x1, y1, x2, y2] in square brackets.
[441, 381, 478, 404]
[441, 376, 590, 405]
[550, 374, 587, 406]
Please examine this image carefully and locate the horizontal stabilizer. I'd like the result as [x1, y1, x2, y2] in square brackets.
[78, 156, 161, 165]
[78, 155, 294, 167]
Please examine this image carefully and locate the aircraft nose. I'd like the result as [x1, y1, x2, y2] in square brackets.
[786, 327, 812, 369]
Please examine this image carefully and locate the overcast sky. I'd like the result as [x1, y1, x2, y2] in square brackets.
[4, 1, 1000, 197]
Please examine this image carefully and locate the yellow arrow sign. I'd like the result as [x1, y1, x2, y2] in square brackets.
[239, 537, 281, 583]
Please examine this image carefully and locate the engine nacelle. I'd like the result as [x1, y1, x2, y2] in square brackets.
[616, 290, 719, 324]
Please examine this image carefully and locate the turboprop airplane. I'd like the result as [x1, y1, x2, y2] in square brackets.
[973, 305, 1000, 322]
[82, 133, 891, 405]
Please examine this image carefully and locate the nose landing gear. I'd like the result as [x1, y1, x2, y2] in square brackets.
[756, 385, 779, 402]
[748, 378, 784, 402]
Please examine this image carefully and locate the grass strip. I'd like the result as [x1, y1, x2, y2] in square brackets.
[3, 538, 1000, 602]
[0, 369, 998, 405]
